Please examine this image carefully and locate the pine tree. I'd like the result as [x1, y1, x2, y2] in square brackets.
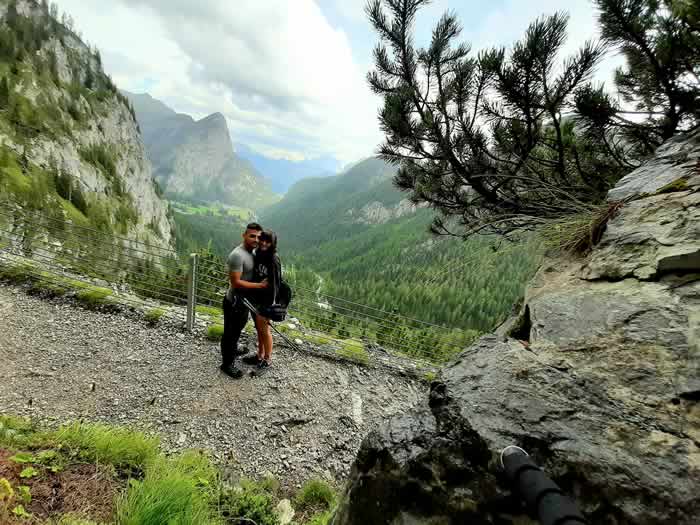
[0, 76, 10, 110]
[367, 1, 610, 238]
[576, 0, 700, 153]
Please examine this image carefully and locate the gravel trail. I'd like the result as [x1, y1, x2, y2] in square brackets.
[0, 284, 424, 489]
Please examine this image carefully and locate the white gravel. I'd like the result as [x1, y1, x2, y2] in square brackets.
[0, 283, 424, 489]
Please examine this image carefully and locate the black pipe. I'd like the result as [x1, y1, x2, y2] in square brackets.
[501, 446, 587, 525]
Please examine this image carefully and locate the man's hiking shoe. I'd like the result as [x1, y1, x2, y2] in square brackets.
[242, 353, 262, 365]
[219, 364, 243, 379]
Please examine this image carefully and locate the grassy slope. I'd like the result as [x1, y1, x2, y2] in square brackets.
[0, 415, 337, 525]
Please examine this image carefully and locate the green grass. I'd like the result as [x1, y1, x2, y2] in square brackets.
[0, 261, 38, 284]
[196, 304, 223, 317]
[59, 198, 90, 227]
[206, 324, 225, 341]
[145, 307, 167, 325]
[302, 333, 333, 346]
[171, 201, 253, 220]
[75, 286, 113, 306]
[54, 422, 159, 472]
[306, 511, 333, 525]
[116, 451, 219, 525]
[1, 415, 335, 524]
[336, 340, 369, 365]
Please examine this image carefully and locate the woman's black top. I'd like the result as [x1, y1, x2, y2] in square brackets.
[252, 253, 282, 307]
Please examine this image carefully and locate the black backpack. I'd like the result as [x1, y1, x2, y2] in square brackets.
[258, 279, 292, 322]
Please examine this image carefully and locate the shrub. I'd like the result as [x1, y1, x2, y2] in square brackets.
[221, 479, 279, 525]
[294, 479, 336, 513]
[538, 202, 624, 255]
[206, 324, 224, 341]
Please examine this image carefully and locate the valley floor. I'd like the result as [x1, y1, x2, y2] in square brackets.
[0, 284, 424, 490]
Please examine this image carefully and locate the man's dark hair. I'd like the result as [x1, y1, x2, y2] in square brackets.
[245, 222, 263, 232]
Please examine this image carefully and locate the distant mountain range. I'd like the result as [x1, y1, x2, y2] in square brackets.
[236, 144, 340, 194]
[124, 91, 278, 209]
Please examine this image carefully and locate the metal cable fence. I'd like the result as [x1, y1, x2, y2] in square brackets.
[0, 208, 189, 323]
[0, 208, 476, 368]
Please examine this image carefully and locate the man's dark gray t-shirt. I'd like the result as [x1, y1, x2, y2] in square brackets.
[226, 245, 255, 302]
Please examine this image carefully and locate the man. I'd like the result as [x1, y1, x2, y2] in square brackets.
[220, 222, 268, 379]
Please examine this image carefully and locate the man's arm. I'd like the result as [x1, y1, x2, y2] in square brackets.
[230, 271, 267, 290]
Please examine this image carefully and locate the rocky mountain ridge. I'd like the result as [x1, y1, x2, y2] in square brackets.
[0, 0, 172, 251]
[125, 91, 278, 209]
[332, 130, 700, 524]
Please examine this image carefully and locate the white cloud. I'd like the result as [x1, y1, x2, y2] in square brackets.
[53, 0, 623, 166]
[462, 0, 624, 85]
[241, 143, 309, 162]
[55, 0, 383, 163]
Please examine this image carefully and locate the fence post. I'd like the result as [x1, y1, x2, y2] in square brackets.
[186, 253, 198, 331]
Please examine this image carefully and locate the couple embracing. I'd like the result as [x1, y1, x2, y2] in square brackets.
[219, 222, 282, 379]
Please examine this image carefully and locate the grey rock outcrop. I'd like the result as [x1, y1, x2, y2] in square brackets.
[125, 91, 278, 209]
[346, 199, 420, 225]
[333, 131, 700, 524]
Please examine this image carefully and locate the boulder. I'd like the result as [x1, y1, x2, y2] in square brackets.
[333, 131, 700, 524]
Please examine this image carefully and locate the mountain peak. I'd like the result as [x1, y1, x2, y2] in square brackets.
[201, 112, 225, 123]
[197, 112, 228, 131]
[125, 92, 278, 208]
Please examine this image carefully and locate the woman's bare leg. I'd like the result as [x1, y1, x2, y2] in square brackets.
[254, 315, 266, 359]
[262, 320, 273, 362]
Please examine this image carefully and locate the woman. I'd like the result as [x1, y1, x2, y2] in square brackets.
[251, 230, 282, 370]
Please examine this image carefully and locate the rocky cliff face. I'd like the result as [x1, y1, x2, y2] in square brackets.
[333, 131, 700, 524]
[0, 0, 172, 251]
[346, 199, 420, 225]
[126, 91, 278, 209]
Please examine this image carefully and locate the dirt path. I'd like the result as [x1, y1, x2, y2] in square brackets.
[0, 284, 424, 489]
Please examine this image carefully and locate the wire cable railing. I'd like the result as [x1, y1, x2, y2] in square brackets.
[0, 209, 475, 366]
[0, 227, 189, 306]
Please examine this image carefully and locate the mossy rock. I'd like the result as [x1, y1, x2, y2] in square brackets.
[654, 177, 689, 195]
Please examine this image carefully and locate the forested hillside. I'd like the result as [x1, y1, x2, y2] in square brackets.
[261, 158, 541, 333]
[261, 157, 402, 249]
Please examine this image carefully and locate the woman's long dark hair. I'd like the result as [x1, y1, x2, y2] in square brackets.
[258, 230, 278, 261]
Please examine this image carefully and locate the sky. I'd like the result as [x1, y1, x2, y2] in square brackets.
[54, 0, 621, 170]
